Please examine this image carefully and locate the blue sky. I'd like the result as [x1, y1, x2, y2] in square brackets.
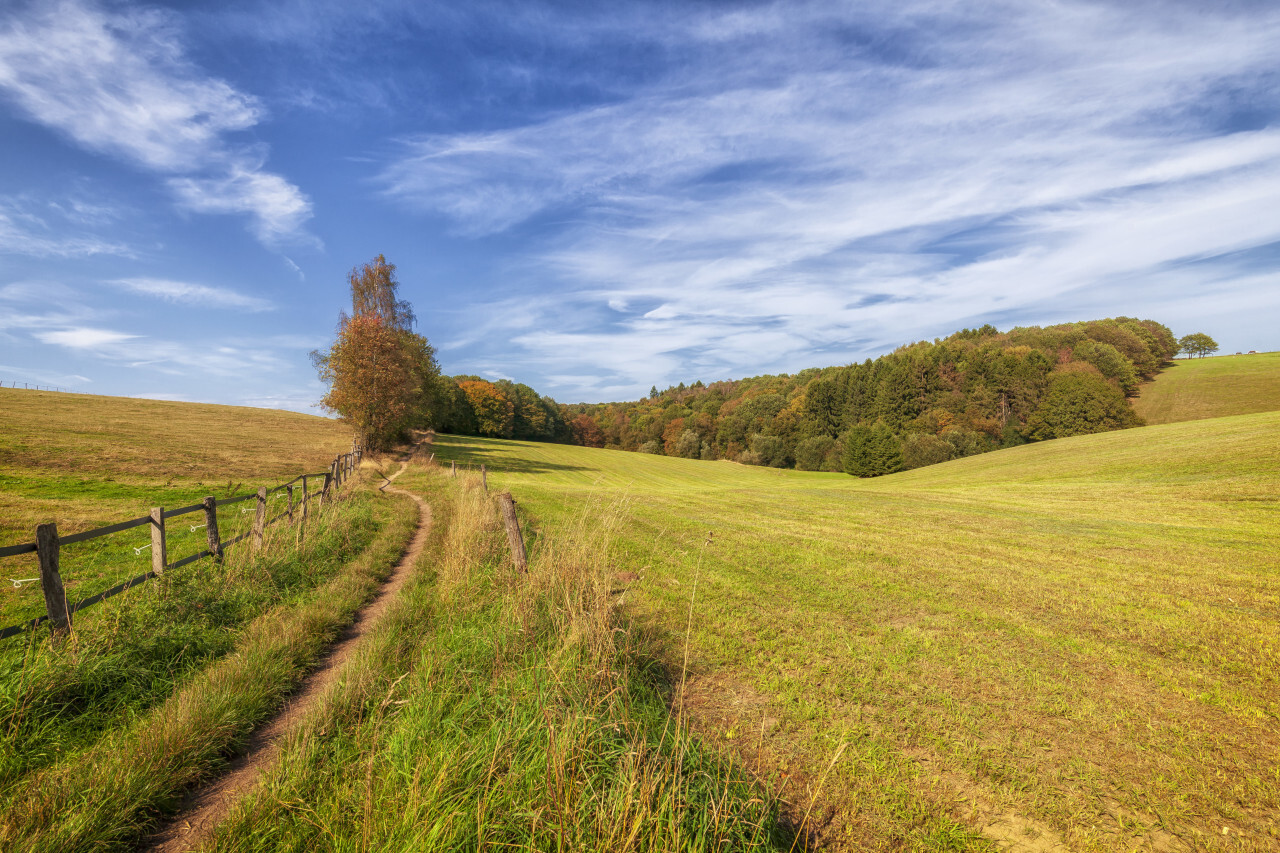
[1, 0, 1278, 412]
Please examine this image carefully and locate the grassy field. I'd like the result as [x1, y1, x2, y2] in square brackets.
[0, 388, 352, 628]
[0, 389, 425, 851]
[432, 410, 1280, 851]
[1134, 351, 1280, 424]
[203, 460, 790, 852]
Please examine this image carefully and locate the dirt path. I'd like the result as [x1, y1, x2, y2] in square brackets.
[144, 438, 431, 852]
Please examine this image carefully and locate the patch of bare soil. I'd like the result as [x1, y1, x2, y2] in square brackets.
[906, 748, 1076, 853]
[143, 438, 432, 853]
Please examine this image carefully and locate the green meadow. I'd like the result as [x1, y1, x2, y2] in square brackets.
[432, 408, 1280, 851]
[0, 388, 352, 628]
[1134, 351, 1280, 424]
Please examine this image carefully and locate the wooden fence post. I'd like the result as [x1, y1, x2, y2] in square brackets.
[150, 507, 167, 575]
[497, 492, 528, 573]
[36, 523, 70, 639]
[202, 496, 222, 559]
[286, 484, 295, 523]
[451, 460, 456, 478]
[481, 464, 488, 492]
[253, 486, 268, 548]
[321, 471, 332, 505]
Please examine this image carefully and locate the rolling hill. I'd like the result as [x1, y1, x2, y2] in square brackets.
[1134, 350, 1280, 424]
[433, 405, 1280, 851]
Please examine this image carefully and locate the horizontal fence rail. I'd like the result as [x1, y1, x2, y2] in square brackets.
[1, 380, 78, 393]
[0, 443, 364, 643]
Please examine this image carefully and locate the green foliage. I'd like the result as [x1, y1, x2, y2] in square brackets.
[794, 434, 839, 471]
[901, 432, 955, 470]
[1178, 332, 1220, 359]
[435, 316, 1173, 476]
[842, 421, 902, 477]
[1025, 367, 1142, 440]
[1072, 339, 1138, 395]
[548, 317, 1167, 473]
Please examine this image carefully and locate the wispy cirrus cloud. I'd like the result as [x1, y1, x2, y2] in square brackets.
[0, 0, 313, 246]
[0, 195, 133, 258]
[111, 277, 274, 312]
[375, 0, 1280, 400]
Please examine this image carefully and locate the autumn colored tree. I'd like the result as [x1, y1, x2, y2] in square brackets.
[569, 414, 605, 447]
[458, 379, 515, 437]
[315, 314, 417, 451]
[313, 255, 440, 450]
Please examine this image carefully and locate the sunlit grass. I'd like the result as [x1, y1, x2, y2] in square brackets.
[0, 480, 418, 853]
[432, 411, 1280, 851]
[206, 460, 792, 853]
[1133, 350, 1280, 424]
[0, 388, 351, 628]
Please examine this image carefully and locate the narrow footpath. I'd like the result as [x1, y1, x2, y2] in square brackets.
[145, 438, 432, 852]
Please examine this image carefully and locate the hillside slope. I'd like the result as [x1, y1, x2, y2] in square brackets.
[433, 411, 1280, 851]
[1133, 350, 1280, 424]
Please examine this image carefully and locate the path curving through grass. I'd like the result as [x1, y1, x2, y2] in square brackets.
[145, 437, 434, 853]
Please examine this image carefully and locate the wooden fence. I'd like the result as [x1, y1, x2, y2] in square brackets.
[0, 444, 365, 642]
[1, 381, 77, 393]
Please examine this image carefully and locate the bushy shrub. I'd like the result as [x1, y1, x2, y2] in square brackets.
[842, 422, 902, 477]
[794, 435, 838, 471]
[1025, 369, 1142, 440]
[749, 434, 790, 468]
[901, 433, 954, 470]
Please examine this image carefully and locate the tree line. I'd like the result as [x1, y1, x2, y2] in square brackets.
[555, 317, 1182, 476]
[314, 257, 1207, 477]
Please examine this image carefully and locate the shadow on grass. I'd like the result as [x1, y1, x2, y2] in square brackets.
[431, 433, 592, 476]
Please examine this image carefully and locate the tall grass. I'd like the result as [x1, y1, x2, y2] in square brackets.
[0, 473, 419, 853]
[428, 413, 1280, 851]
[206, 463, 790, 852]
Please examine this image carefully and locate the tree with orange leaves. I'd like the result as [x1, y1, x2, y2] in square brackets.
[313, 255, 440, 450]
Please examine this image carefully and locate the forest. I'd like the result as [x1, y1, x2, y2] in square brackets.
[432, 317, 1180, 476]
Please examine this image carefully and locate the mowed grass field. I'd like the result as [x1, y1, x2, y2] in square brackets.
[0, 388, 352, 627]
[1134, 351, 1280, 424]
[433, 410, 1280, 851]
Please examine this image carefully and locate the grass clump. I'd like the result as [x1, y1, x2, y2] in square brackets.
[207, 462, 790, 852]
[0, 471, 419, 853]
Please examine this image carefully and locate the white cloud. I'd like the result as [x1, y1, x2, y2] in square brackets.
[0, 197, 133, 258]
[35, 327, 137, 348]
[168, 161, 317, 247]
[0, 0, 313, 245]
[110, 277, 275, 312]
[381, 1, 1280, 399]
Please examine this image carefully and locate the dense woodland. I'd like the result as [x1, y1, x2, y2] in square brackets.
[313, 259, 1184, 476]
[430, 317, 1180, 476]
